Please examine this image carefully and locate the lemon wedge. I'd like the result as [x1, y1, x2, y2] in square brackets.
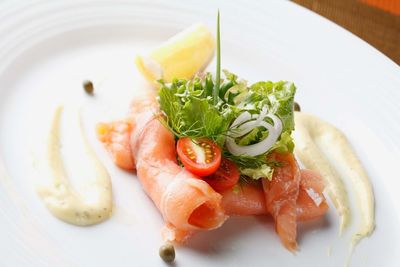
[135, 24, 215, 85]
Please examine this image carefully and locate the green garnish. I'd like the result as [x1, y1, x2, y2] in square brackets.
[158, 74, 234, 146]
[240, 164, 274, 180]
[157, 12, 297, 180]
[214, 10, 221, 106]
[158, 71, 296, 178]
[223, 152, 268, 169]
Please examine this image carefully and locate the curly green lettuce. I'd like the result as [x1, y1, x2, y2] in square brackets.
[158, 71, 296, 180]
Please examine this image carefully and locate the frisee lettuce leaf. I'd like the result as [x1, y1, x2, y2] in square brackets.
[237, 126, 268, 146]
[249, 81, 296, 132]
[240, 164, 274, 180]
[271, 131, 294, 153]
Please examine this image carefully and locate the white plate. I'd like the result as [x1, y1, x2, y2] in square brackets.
[0, 1, 399, 266]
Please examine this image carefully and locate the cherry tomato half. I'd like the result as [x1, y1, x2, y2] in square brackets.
[177, 137, 222, 177]
[203, 158, 240, 192]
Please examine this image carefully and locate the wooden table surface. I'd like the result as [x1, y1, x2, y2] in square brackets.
[292, 0, 400, 65]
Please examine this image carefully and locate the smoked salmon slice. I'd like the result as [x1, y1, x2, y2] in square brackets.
[262, 152, 301, 252]
[96, 120, 135, 170]
[221, 170, 328, 222]
[98, 94, 227, 243]
[221, 180, 267, 216]
[97, 95, 328, 247]
[297, 169, 329, 222]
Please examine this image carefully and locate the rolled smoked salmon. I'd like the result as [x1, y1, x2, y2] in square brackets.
[221, 170, 328, 221]
[297, 169, 329, 222]
[262, 152, 301, 252]
[97, 95, 328, 248]
[221, 181, 267, 216]
[98, 95, 227, 243]
[97, 120, 135, 170]
[261, 153, 329, 251]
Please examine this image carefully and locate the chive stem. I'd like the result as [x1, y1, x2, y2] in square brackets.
[214, 10, 221, 105]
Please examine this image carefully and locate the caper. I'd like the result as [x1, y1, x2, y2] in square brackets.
[159, 243, 175, 263]
[83, 80, 94, 95]
[294, 101, 301, 112]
